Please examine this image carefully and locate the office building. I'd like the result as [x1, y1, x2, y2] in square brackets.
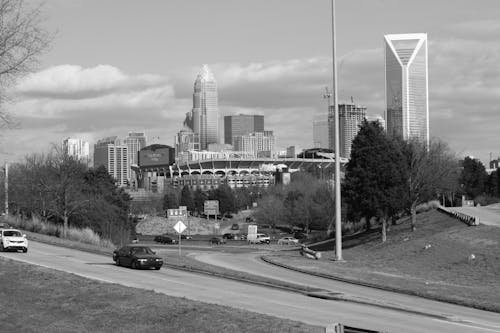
[384, 33, 429, 146]
[187, 64, 219, 150]
[224, 114, 264, 145]
[313, 119, 329, 148]
[94, 136, 129, 187]
[123, 132, 147, 187]
[175, 128, 200, 164]
[329, 103, 367, 158]
[233, 131, 275, 158]
[62, 138, 90, 163]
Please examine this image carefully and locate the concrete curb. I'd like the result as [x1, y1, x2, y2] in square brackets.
[260, 255, 498, 314]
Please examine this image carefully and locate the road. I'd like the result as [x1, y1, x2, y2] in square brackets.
[1, 241, 499, 333]
[448, 206, 500, 227]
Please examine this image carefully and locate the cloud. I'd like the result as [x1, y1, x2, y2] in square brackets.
[445, 19, 500, 39]
[16, 65, 167, 99]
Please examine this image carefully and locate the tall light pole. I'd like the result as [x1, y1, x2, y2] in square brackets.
[4, 162, 8, 216]
[331, 0, 343, 260]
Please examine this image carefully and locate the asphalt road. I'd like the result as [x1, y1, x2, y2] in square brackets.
[1, 241, 499, 333]
[448, 206, 500, 227]
[192, 251, 500, 329]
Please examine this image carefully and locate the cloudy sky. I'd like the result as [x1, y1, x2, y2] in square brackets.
[2, 0, 500, 165]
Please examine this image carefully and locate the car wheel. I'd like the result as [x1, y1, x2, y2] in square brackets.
[23, 248, 28, 253]
[131, 261, 137, 269]
[155, 267, 161, 270]
[116, 258, 121, 266]
[0, 243, 4, 252]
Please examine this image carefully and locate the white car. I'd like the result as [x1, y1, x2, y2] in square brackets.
[277, 237, 299, 245]
[248, 233, 270, 244]
[0, 228, 28, 253]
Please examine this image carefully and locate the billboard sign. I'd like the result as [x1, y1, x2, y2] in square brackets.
[204, 200, 219, 216]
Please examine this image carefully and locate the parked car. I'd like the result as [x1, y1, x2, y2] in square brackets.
[277, 237, 299, 245]
[0, 228, 28, 253]
[245, 216, 255, 222]
[209, 237, 226, 245]
[180, 234, 192, 240]
[154, 234, 177, 244]
[248, 233, 270, 244]
[231, 223, 239, 230]
[293, 232, 308, 240]
[113, 245, 163, 270]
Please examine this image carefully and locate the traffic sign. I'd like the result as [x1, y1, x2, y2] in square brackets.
[174, 221, 186, 234]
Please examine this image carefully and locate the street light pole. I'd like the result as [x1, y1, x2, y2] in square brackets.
[331, 0, 343, 260]
[4, 162, 8, 216]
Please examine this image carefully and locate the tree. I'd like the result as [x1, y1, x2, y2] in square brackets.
[1, 0, 52, 127]
[193, 188, 207, 215]
[343, 120, 407, 241]
[399, 138, 458, 231]
[210, 184, 236, 216]
[460, 156, 488, 199]
[179, 185, 195, 212]
[162, 189, 179, 211]
[253, 195, 284, 231]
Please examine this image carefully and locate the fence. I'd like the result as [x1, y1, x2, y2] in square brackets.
[438, 206, 480, 226]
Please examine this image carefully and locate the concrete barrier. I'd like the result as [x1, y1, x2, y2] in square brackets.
[438, 206, 479, 226]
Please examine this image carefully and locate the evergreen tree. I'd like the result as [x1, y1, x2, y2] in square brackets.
[460, 156, 488, 199]
[179, 185, 195, 212]
[343, 120, 407, 241]
[193, 188, 207, 215]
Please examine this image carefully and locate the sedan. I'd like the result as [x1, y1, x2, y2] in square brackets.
[209, 237, 225, 245]
[154, 234, 177, 244]
[277, 237, 299, 245]
[113, 245, 163, 270]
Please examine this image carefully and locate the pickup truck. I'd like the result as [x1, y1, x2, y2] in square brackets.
[248, 233, 270, 244]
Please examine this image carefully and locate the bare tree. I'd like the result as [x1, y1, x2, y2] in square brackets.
[0, 0, 52, 127]
[402, 138, 458, 231]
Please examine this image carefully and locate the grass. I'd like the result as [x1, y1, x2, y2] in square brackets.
[0, 257, 322, 333]
[263, 209, 500, 312]
[3, 215, 115, 248]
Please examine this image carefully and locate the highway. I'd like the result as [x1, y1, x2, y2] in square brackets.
[1, 241, 500, 333]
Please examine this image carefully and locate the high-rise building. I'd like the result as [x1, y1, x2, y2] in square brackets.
[94, 136, 129, 187]
[62, 137, 90, 163]
[313, 119, 329, 148]
[329, 103, 367, 158]
[189, 64, 219, 150]
[175, 128, 200, 164]
[224, 114, 264, 145]
[384, 33, 429, 146]
[123, 132, 147, 187]
[233, 131, 275, 158]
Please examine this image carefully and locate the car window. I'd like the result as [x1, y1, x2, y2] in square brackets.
[131, 247, 153, 255]
[3, 230, 21, 237]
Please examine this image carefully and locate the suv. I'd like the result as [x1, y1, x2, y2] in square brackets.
[0, 228, 28, 253]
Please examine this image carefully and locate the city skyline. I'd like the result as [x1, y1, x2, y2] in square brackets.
[1, 0, 499, 166]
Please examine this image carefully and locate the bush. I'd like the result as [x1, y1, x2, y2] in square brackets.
[474, 195, 500, 207]
[416, 200, 440, 214]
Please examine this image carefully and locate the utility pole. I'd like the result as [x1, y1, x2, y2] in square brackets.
[4, 162, 8, 216]
[331, 0, 343, 260]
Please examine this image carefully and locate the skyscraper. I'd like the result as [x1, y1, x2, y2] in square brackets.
[62, 137, 90, 163]
[123, 132, 147, 187]
[224, 114, 264, 145]
[384, 33, 429, 146]
[233, 131, 275, 158]
[94, 136, 129, 187]
[313, 119, 329, 149]
[329, 103, 367, 158]
[190, 64, 219, 150]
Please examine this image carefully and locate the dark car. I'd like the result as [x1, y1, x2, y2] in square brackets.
[154, 234, 177, 244]
[231, 223, 239, 230]
[209, 237, 225, 245]
[113, 245, 163, 270]
[222, 233, 237, 240]
[245, 216, 255, 223]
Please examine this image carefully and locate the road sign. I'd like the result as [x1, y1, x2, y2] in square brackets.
[204, 200, 219, 216]
[174, 221, 187, 234]
[167, 208, 187, 218]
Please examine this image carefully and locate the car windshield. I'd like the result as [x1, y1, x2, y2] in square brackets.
[131, 247, 154, 255]
[3, 230, 21, 237]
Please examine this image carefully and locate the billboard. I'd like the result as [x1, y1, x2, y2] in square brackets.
[204, 200, 219, 215]
[138, 145, 175, 167]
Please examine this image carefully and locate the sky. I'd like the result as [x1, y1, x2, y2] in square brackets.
[2, 0, 500, 166]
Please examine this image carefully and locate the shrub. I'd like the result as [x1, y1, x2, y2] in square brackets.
[416, 200, 440, 214]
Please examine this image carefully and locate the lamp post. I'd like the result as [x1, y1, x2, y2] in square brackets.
[331, 0, 343, 261]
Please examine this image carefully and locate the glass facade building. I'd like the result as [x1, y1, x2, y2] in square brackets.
[384, 33, 429, 146]
[224, 114, 264, 145]
[192, 64, 219, 150]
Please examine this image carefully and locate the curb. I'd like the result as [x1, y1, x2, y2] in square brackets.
[260, 255, 498, 314]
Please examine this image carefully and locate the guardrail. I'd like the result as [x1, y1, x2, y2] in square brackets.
[438, 206, 480, 226]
